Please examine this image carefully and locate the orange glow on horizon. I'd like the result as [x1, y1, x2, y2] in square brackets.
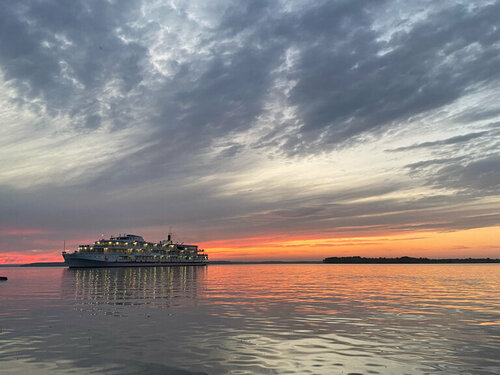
[201, 226, 500, 261]
[0, 252, 62, 265]
[1, 226, 499, 264]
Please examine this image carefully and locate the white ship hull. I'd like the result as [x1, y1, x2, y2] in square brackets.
[63, 252, 207, 268]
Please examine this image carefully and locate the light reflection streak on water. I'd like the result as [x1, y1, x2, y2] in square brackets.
[0, 264, 499, 374]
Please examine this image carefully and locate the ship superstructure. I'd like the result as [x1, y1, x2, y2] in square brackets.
[62, 234, 208, 268]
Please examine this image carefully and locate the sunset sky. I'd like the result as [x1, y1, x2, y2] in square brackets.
[1, 0, 499, 263]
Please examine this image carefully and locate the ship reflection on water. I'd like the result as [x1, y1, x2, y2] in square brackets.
[68, 266, 205, 311]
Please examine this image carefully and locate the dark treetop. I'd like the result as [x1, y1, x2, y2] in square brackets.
[323, 256, 500, 264]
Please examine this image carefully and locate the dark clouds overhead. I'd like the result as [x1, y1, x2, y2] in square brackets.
[0, 0, 499, 257]
[0, 0, 145, 121]
[2, 1, 500, 149]
[281, 1, 500, 152]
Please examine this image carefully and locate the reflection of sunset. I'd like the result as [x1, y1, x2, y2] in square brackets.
[1, 264, 499, 374]
[1, 226, 499, 264]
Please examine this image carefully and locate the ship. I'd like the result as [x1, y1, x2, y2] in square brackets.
[62, 233, 208, 268]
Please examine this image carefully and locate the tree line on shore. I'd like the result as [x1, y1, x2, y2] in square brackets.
[323, 256, 500, 264]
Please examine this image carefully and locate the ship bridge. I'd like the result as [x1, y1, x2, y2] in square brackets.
[111, 234, 145, 242]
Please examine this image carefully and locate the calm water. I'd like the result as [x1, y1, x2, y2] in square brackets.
[0, 264, 499, 374]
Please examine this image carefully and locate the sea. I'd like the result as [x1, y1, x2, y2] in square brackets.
[0, 264, 499, 374]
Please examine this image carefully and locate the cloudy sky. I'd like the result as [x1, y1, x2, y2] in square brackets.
[1, 0, 499, 262]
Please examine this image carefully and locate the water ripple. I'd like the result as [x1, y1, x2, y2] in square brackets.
[0, 264, 499, 374]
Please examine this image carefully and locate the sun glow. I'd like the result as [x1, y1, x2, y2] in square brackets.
[202, 226, 500, 261]
[1, 226, 499, 264]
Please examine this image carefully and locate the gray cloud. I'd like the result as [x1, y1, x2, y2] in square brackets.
[433, 155, 500, 195]
[2, 1, 500, 157]
[280, 1, 500, 153]
[117, 0, 500, 169]
[388, 132, 490, 152]
[404, 157, 467, 172]
[0, 0, 145, 123]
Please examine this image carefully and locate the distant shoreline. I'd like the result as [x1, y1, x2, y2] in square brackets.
[0, 262, 67, 267]
[1, 257, 499, 267]
[1, 261, 323, 267]
[323, 256, 500, 264]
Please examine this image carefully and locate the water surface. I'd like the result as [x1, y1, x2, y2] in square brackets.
[0, 264, 499, 374]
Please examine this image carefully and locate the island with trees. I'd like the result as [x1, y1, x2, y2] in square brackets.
[323, 256, 500, 264]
